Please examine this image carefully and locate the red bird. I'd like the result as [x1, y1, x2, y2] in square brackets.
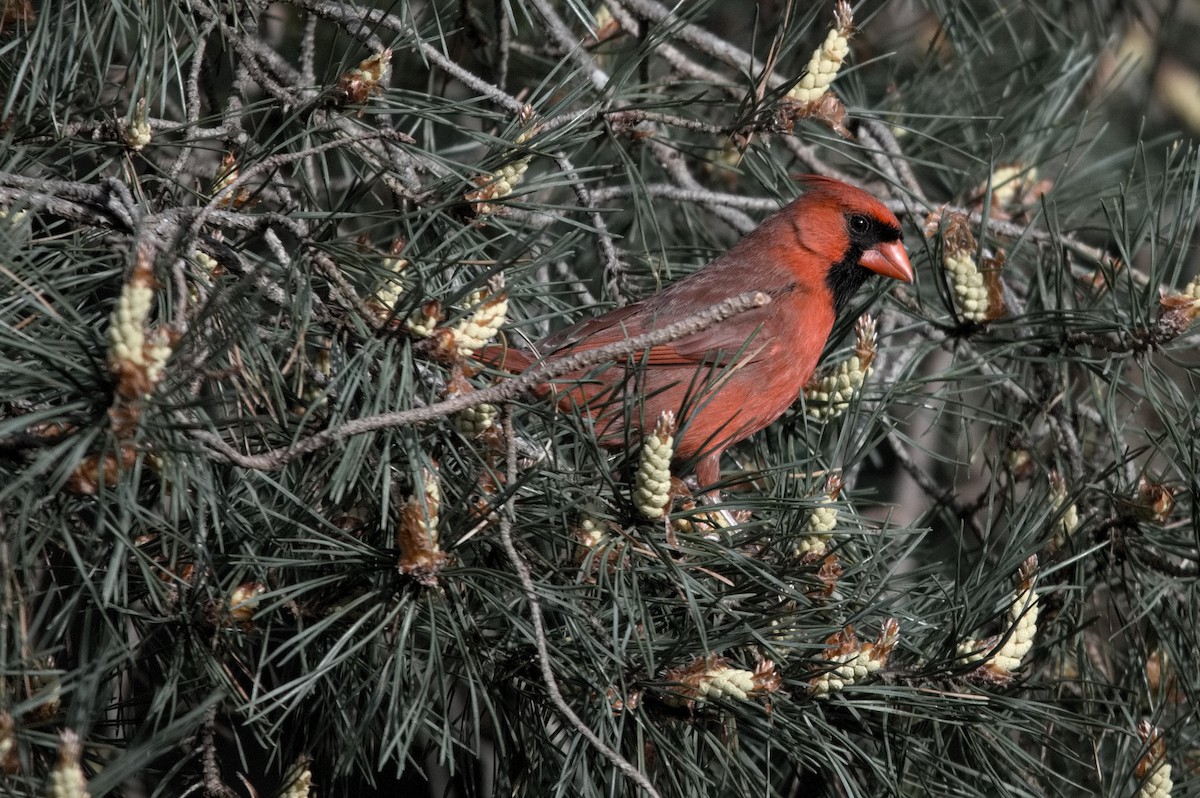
[484, 176, 913, 488]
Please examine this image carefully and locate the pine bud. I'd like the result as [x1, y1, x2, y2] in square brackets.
[1005, 447, 1035, 480]
[337, 48, 392, 108]
[576, 515, 607, 551]
[1133, 477, 1175, 523]
[228, 581, 266, 624]
[1156, 268, 1200, 339]
[804, 315, 876, 421]
[586, 3, 622, 44]
[957, 556, 1038, 679]
[123, 98, 152, 150]
[1144, 647, 1178, 703]
[663, 655, 781, 707]
[987, 164, 1027, 208]
[1135, 721, 1173, 798]
[64, 448, 137, 495]
[1185, 274, 1200, 303]
[575, 515, 626, 573]
[938, 213, 1005, 323]
[23, 659, 64, 723]
[398, 466, 447, 585]
[465, 105, 538, 215]
[809, 619, 899, 697]
[605, 685, 642, 714]
[0, 0, 35, 30]
[786, 1, 853, 104]
[796, 475, 844, 557]
[451, 278, 509, 357]
[0, 205, 29, 236]
[1048, 470, 1078, 549]
[406, 300, 442, 338]
[211, 152, 252, 208]
[280, 756, 314, 798]
[810, 553, 843, 599]
[369, 237, 409, 321]
[0, 711, 16, 775]
[634, 411, 676, 520]
[46, 730, 88, 798]
[976, 164, 1049, 217]
[193, 249, 220, 277]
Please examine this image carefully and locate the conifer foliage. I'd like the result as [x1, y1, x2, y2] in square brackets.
[1, 1, 1198, 796]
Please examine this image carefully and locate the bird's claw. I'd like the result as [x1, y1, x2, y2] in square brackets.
[668, 477, 751, 538]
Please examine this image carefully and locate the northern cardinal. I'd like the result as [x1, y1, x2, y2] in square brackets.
[482, 176, 913, 488]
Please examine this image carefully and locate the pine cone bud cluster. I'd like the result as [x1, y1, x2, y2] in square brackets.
[448, 279, 509, 358]
[957, 556, 1039, 679]
[406, 300, 442, 338]
[456, 401, 498, 438]
[634, 411, 676, 519]
[934, 212, 1006, 323]
[804, 315, 876, 420]
[663, 655, 781, 708]
[796, 475, 843, 557]
[107, 245, 175, 418]
[368, 238, 409, 322]
[337, 49, 391, 108]
[445, 371, 499, 439]
[398, 466, 447, 585]
[46, 730, 88, 798]
[808, 618, 899, 697]
[123, 98, 152, 150]
[1135, 721, 1173, 798]
[465, 105, 539, 215]
[786, 1, 853, 105]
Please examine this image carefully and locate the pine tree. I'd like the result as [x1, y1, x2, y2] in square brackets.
[1, 1, 1197, 796]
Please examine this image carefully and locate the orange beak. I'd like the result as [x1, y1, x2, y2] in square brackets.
[861, 240, 914, 283]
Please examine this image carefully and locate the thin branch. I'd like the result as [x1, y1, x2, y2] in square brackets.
[645, 139, 757, 234]
[157, 19, 221, 207]
[552, 149, 628, 305]
[193, 290, 772, 469]
[288, 0, 527, 113]
[588, 182, 781, 211]
[884, 419, 987, 542]
[527, 0, 611, 93]
[856, 119, 927, 202]
[498, 409, 663, 798]
[614, 0, 778, 87]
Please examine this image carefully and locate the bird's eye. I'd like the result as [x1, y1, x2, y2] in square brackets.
[848, 214, 871, 235]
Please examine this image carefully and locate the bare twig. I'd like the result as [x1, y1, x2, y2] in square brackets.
[883, 419, 987, 542]
[498, 409, 663, 798]
[613, 0, 778, 87]
[194, 291, 772, 469]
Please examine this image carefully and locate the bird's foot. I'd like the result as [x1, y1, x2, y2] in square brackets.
[670, 477, 751, 537]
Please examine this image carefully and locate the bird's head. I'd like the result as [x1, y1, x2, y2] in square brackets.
[789, 175, 914, 312]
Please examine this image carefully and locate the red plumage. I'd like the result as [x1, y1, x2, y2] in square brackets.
[482, 176, 914, 487]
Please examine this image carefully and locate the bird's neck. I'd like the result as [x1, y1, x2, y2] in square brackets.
[824, 258, 872, 314]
